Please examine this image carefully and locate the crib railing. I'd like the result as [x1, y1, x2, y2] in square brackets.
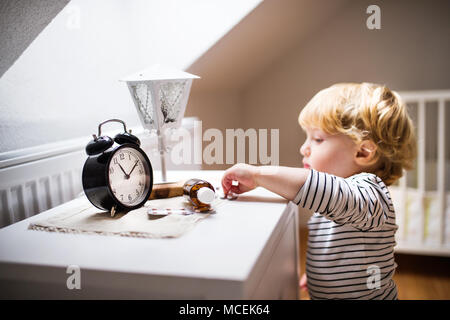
[392, 90, 450, 256]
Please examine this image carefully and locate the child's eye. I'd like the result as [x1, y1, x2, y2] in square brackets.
[314, 138, 324, 143]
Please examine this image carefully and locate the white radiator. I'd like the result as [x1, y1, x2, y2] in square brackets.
[0, 117, 200, 228]
[0, 146, 85, 227]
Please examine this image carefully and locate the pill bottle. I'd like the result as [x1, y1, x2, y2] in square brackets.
[183, 178, 215, 209]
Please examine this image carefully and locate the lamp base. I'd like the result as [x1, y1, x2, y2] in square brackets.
[148, 180, 185, 200]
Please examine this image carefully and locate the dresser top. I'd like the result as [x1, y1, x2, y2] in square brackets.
[0, 170, 291, 282]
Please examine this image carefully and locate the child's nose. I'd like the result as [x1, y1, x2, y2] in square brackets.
[300, 143, 310, 157]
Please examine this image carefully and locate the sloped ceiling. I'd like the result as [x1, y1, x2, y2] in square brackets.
[188, 0, 349, 92]
[0, 0, 70, 77]
[0, 0, 263, 152]
[0, 0, 349, 92]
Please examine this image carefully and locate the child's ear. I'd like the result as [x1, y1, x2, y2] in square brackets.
[355, 140, 378, 166]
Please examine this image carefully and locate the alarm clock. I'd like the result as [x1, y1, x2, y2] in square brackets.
[82, 119, 153, 216]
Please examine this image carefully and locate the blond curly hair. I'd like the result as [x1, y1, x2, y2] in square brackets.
[298, 82, 417, 185]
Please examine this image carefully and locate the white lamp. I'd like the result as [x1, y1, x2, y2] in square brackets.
[121, 65, 200, 182]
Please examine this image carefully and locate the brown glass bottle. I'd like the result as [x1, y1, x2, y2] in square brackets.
[183, 178, 215, 210]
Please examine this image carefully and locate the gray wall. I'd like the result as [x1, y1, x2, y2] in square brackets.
[1, 0, 449, 168]
[241, 0, 450, 169]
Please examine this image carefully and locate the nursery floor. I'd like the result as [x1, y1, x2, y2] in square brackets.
[298, 227, 450, 300]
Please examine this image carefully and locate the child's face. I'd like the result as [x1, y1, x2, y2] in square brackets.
[300, 127, 360, 178]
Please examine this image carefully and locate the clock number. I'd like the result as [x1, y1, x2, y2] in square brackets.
[136, 189, 140, 196]
[109, 167, 114, 174]
[120, 194, 124, 201]
[128, 194, 132, 201]
[113, 158, 118, 165]
[119, 153, 124, 160]
[139, 169, 143, 175]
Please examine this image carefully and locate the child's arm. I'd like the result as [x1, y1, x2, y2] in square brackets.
[221, 163, 310, 201]
[222, 164, 394, 231]
[295, 169, 394, 231]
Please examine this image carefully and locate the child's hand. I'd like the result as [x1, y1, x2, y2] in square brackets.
[221, 163, 259, 196]
[299, 273, 308, 291]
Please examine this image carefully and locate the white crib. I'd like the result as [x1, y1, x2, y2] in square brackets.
[389, 90, 450, 257]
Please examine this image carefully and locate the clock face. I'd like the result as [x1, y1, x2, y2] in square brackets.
[108, 147, 151, 207]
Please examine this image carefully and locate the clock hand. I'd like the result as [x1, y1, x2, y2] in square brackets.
[128, 160, 139, 176]
[118, 163, 130, 179]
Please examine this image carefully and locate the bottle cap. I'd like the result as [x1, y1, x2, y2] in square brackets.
[197, 187, 215, 204]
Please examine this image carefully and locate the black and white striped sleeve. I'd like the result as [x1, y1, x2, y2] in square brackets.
[293, 169, 394, 231]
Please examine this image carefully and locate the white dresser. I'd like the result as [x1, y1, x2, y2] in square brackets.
[0, 170, 300, 299]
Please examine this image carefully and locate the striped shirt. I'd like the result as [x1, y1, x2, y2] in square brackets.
[293, 169, 398, 300]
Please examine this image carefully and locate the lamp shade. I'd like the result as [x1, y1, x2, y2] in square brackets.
[121, 64, 200, 132]
[121, 64, 199, 182]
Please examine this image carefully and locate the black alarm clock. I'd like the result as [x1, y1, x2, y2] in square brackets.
[82, 119, 153, 216]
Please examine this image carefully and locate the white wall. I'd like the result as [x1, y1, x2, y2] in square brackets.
[0, 0, 262, 153]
